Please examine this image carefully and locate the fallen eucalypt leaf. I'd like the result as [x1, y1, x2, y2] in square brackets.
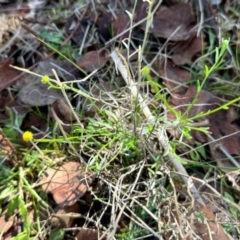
[40, 162, 92, 207]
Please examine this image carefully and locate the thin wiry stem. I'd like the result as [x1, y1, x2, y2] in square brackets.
[111, 48, 205, 206]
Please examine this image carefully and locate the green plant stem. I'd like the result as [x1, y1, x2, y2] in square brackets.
[189, 95, 240, 121]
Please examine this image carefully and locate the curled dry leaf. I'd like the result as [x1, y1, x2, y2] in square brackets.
[41, 161, 91, 207]
[76, 49, 109, 72]
[145, 3, 196, 41]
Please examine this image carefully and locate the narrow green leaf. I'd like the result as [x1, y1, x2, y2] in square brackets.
[175, 155, 188, 165]
[18, 198, 30, 232]
[49, 229, 65, 240]
[0, 186, 14, 200]
[39, 31, 63, 44]
[204, 65, 209, 78]
[219, 38, 229, 58]
[215, 46, 219, 63]
[11, 231, 32, 240]
[7, 197, 19, 216]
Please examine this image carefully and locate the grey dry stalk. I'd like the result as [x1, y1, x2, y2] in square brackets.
[111, 49, 205, 206]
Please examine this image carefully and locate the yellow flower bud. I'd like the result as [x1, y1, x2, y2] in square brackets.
[41, 75, 50, 84]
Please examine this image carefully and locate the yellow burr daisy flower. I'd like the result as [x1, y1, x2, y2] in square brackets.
[22, 131, 33, 142]
[41, 75, 50, 84]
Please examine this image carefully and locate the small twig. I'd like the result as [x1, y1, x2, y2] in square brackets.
[180, 130, 240, 158]
[111, 49, 205, 206]
[192, 0, 219, 39]
[206, 133, 240, 168]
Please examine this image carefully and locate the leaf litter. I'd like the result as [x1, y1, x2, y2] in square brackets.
[140, 3, 196, 41]
[0, 0, 240, 239]
[40, 161, 91, 207]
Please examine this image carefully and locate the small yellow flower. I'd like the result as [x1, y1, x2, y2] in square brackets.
[41, 75, 50, 84]
[22, 131, 33, 142]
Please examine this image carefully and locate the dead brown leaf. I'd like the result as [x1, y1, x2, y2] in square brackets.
[0, 215, 14, 239]
[145, 3, 196, 41]
[0, 210, 18, 240]
[168, 86, 240, 171]
[21, 112, 48, 136]
[189, 175, 233, 228]
[97, 12, 131, 42]
[50, 202, 80, 229]
[76, 49, 109, 72]
[111, 13, 131, 40]
[169, 86, 220, 120]
[0, 59, 20, 91]
[41, 161, 91, 207]
[134, 1, 148, 23]
[194, 203, 232, 240]
[15, 60, 74, 106]
[172, 35, 205, 65]
[65, 14, 96, 47]
[51, 99, 73, 123]
[0, 91, 29, 128]
[17, 77, 64, 106]
[0, 94, 12, 112]
[36, 59, 79, 82]
[160, 60, 190, 94]
[14, 58, 79, 107]
[76, 229, 99, 240]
